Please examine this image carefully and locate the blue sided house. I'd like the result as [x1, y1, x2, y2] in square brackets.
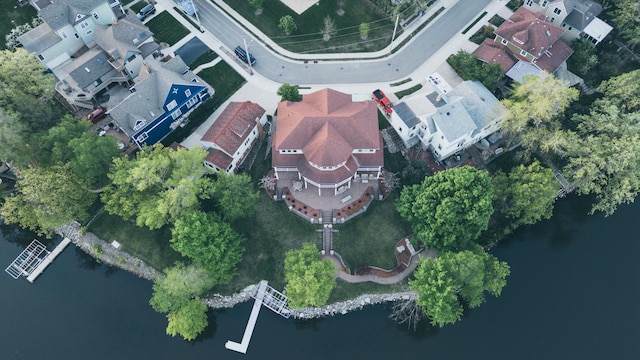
[108, 55, 212, 148]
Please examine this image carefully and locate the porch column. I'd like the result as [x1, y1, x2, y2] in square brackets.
[318, 186, 321, 196]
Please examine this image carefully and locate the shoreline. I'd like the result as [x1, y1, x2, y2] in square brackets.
[56, 222, 414, 319]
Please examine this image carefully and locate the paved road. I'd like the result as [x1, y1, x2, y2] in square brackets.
[191, 0, 493, 84]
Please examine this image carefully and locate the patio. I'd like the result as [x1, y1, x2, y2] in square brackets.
[276, 171, 379, 212]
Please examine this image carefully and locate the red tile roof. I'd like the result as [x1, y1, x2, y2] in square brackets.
[495, 7, 564, 59]
[534, 38, 574, 73]
[273, 88, 382, 186]
[200, 101, 265, 156]
[472, 38, 517, 74]
[205, 148, 233, 170]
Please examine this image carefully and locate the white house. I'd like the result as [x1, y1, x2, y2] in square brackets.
[388, 81, 506, 161]
[200, 101, 267, 173]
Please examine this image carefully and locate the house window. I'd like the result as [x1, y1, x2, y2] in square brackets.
[38, 54, 44, 60]
[184, 89, 191, 97]
[127, 54, 136, 62]
[550, 17, 555, 23]
[501, 38, 508, 45]
[438, 144, 442, 150]
[520, 49, 527, 56]
[166, 99, 177, 111]
[61, 31, 68, 39]
[86, 30, 93, 36]
[553, 8, 561, 15]
[93, 12, 99, 20]
[74, 33, 80, 39]
[80, 21, 89, 29]
[136, 133, 148, 143]
[568, 26, 572, 31]
[185, 97, 198, 108]
[171, 109, 182, 120]
[398, 127, 402, 133]
[541, 0, 548, 7]
[525, 0, 533, 5]
[133, 119, 146, 131]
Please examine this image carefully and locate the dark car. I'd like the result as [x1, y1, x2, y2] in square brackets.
[137, 4, 156, 21]
[85, 108, 106, 124]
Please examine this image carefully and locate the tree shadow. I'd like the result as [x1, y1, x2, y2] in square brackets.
[190, 312, 218, 344]
[74, 247, 101, 271]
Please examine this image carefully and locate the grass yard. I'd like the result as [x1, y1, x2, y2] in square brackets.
[394, 84, 423, 99]
[129, 1, 147, 13]
[224, 0, 395, 54]
[145, 11, 190, 46]
[0, 0, 37, 50]
[329, 279, 407, 303]
[333, 191, 413, 271]
[488, 14, 505, 27]
[189, 49, 219, 69]
[161, 61, 245, 145]
[378, 111, 390, 130]
[87, 212, 184, 271]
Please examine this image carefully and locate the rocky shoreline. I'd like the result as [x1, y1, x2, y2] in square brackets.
[57, 222, 416, 319]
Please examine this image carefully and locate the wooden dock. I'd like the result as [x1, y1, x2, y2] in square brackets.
[225, 281, 267, 354]
[26, 238, 72, 283]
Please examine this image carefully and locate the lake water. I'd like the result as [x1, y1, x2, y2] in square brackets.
[1, 194, 639, 359]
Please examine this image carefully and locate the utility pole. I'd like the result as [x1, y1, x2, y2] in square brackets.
[190, 0, 202, 32]
[389, 13, 400, 56]
[243, 37, 253, 75]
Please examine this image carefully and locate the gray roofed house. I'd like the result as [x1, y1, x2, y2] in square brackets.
[38, 0, 106, 30]
[563, 0, 602, 31]
[17, 23, 61, 54]
[429, 101, 477, 143]
[64, 48, 118, 89]
[393, 102, 421, 128]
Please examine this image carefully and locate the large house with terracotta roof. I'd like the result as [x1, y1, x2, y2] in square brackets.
[200, 101, 267, 173]
[473, 7, 574, 82]
[272, 88, 383, 196]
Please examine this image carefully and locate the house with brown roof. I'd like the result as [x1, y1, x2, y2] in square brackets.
[200, 101, 267, 173]
[272, 88, 383, 196]
[473, 7, 574, 82]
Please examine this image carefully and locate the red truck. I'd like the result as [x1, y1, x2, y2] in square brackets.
[372, 89, 393, 114]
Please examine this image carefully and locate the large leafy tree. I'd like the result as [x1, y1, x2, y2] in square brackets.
[150, 263, 215, 341]
[492, 161, 557, 228]
[501, 74, 579, 157]
[563, 70, 640, 215]
[0, 164, 96, 237]
[277, 83, 301, 102]
[213, 172, 259, 221]
[610, 0, 640, 47]
[101, 145, 215, 229]
[447, 50, 503, 90]
[68, 132, 121, 188]
[410, 248, 510, 327]
[284, 243, 337, 308]
[171, 210, 244, 284]
[397, 166, 494, 252]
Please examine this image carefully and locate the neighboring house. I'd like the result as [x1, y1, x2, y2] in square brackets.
[200, 101, 267, 173]
[272, 88, 383, 196]
[18, 0, 125, 70]
[388, 81, 505, 161]
[108, 55, 212, 149]
[52, 12, 159, 108]
[523, 0, 612, 45]
[473, 7, 574, 82]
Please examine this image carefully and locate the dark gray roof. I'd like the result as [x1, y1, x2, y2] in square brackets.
[393, 102, 421, 128]
[563, 0, 602, 31]
[64, 48, 117, 89]
[92, 12, 153, 60]
[139, 41, 161, 58]
[39, 0, 106, 30]
[17, 22, 61, 53]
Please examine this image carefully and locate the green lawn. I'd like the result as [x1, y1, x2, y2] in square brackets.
[87, 212, 184, 271]
[395, 84, 423, 99]
[0, 0, 37, 50]
[145, 11, 190, 46]
[333, 191, 413, 271]
[189, 49, 219, 69]
[224, 0, 395, 54]
[329, 279, 407, 303]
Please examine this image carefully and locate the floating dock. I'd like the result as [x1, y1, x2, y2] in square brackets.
[27, 238, 71, 283]
[5, 238, 72, 282]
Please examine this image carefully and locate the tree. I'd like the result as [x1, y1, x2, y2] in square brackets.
[1, 164, 96, 237]
[68, 132, 121, 188]
[400, 159, 431, 186]
[501, 74, 579, 156]
[278, 15, 297, 35]
[446, 50, 503, 90]
[610, 0, 640, 47]
[0, 110, 28, 165]
[248, 0, 264, 13]
[396, 166, 494, 252]
[213, 172, 259, 221]
[166, 299, 209, 341]
[322, 16, 337, 41]
[171, 210, 244, 283]
[284, 243, 337, 308]
[567, 38, 598, 77]
[277, 83, 301, 102]
[492, 161, 557, 228]
[359, 23, 370, 40]
[150, 263, 215, 341]
[409, 248, 510, 327]
[5, 17, 42, 51]
[101, 145, 215, 229]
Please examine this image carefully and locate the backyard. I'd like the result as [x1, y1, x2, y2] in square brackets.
[0, 0, 36, 50]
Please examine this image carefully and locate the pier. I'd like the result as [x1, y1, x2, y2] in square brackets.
[225, 280, 291, 354]
[5, 238, 72, 282]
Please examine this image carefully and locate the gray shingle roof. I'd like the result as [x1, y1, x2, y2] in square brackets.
[64, 48, 117, 89]
[17, 22, 61, 53]
[563, 0, 602, 31]
[393, 102, 421, 128]
[92, 12, 153, 60]
[39, 0, 106, 30]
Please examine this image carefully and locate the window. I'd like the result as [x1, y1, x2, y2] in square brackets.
[184, 89, 191, 97]
[568, 26, 572, 31]
[93, 12, 99, 20]
[171, 109, 182, 120]
[61, 31, 67, 39]
[520, 49, 527, 56]
[398, 127, 402, 132]
[541, 0, 548, 7]
[136, 133, 148, 143]
[80, 21, 89, 29]
[133, 119, 146, 131]
[501, 38, 508, 45]
[550, 17, 555, 23]
[525, 0, 533, 5]
[86, 30, 93, 36]
[127, 54, 136, 62]
[185, 97, 198, 108]
[74, 33, 80, 39]
[437, 144, 442, 150]
[166, 99, 177, 111]
[553, 8, 561, 15]
[38, 54, 44, 60]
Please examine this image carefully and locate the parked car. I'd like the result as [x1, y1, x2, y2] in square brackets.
[85, 108, 106, 124]
[137, 4, 156, 21]
[372, 89, 393, 114]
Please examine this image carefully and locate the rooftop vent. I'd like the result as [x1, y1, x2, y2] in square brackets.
[84, 67, 91, 72]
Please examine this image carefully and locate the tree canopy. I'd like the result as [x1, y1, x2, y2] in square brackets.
[410, 248, 510, 327]
[101, 145, 215, 229]
[492, 160, 558, 228]
[171, 210, 244, 284]
[397, 166, 494, 252]
[278, 15, 297, 35]
[213, 172, 259, 221]
[165, 299, 208, 341]
[447, 50, 503, 90]
[609, 0, 640, 47]
[277, 83, 301, 102]
[284, 243, 337, 308]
